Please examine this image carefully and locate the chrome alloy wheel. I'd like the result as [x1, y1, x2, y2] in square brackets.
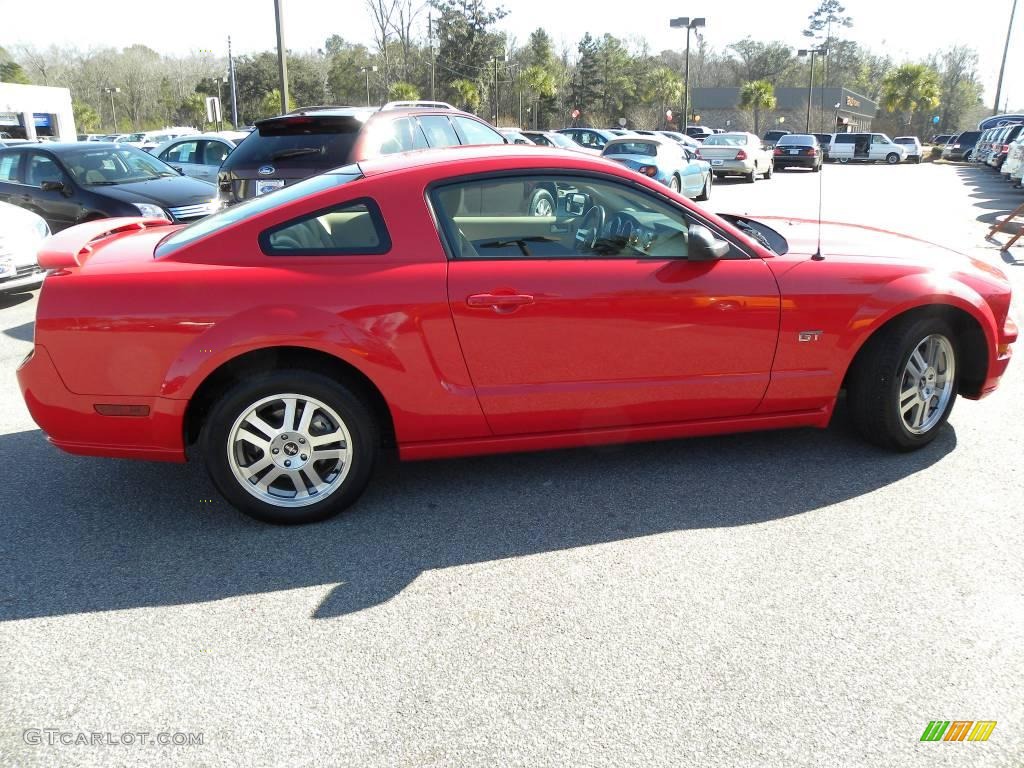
[898, 334, 955, 435]
[227, 393, 353, 507]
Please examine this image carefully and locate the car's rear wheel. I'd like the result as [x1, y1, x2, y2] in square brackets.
[202, 371, 378, 524]
[763, 162, 773, 179]
[838, 157, 850, 164]
[696, 174, 711, 201]
[847, 316, 958, 451]
[746, 165, 757, 183]
[669, 174, 682, 193]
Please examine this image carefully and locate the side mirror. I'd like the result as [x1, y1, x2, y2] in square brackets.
[688, 224, 730, 260]
[40, 179, 66, 194]
[566, 193, 587, 216]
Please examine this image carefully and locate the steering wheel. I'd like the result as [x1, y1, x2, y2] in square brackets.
[574, 204, 606, 252]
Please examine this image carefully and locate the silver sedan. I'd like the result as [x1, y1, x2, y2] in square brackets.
[697, 132, 775, 183]
[152, 132, 249, 184]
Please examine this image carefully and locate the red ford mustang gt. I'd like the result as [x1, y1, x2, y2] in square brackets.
[18, 146, 1017, 524]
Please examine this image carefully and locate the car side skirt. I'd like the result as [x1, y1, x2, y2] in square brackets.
[398, 406, 834, 461]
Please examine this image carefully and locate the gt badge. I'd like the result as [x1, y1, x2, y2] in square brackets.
[798, 330, 823, 342]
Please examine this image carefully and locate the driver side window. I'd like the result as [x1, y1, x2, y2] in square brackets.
[431, 174, 702, 260]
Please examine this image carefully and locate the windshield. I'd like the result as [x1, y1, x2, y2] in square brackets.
[155, 168, 362, 257]
[63, 146, 180, 185]
[703, 134, 746, 146]
[603, 141, 658, 156]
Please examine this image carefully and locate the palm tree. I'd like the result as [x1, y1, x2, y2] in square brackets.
[881, 64, 940, 132]
[739, 80, 777, 135]
[522, 65, 557, 129]
[450, 79, 481, 114]
[388, 81, 420, 101]
[645, 67, 683, 129]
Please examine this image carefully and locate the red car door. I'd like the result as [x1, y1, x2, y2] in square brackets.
[437, 174, 781, 436]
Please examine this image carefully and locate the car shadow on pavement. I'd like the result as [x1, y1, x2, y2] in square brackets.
[954, 166, 1024, 233]
[0, 292, 35, 311]
[2, 322, 33, 342]
[0, 410, 957, 622]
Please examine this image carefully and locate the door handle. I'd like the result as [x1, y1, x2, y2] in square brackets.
[467, 293, 534, 311]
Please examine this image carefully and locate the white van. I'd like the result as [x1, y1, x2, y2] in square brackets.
[829, 132, 907, 164]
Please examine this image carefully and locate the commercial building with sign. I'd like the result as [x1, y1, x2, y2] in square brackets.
[0, 83, 76, 141]
[687, 86, 878, 135]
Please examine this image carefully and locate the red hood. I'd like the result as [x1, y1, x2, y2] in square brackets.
[753, 216, 992, 268]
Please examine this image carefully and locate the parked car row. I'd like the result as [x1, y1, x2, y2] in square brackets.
[968, 123, 1024, 171]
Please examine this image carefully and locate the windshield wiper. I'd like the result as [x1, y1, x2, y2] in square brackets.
[85, 180, 120, 186]
[270, 147, 323, 161]
[478, 236, 559, 256]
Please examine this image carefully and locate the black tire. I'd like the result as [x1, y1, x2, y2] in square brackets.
[528, 188, 555, 217]
[838, 157, 850, 164]
[763, 162, 773, 179]
[669, 174, 682, 193]
[846, 315, 959, 451]
[813, 162, 821, 172]
[885, 153, 901, 164]
[746, 166, 757, 183]
[202, 370, 379, 524]
[695, 174, 711, 201]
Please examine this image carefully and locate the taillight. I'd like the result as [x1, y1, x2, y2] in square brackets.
[1001, 144, 1009, 153]
[773, 148, 784, 156]
[639, 165, 658, 177]
[807, 148, 818, 156]
[695, 149, 702, 159]
[735, 149, 747, 160]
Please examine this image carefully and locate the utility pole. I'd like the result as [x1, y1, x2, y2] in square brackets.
[228, 36, 239, 128]
[798, 48, 825, 133]
[493, 56, 499, 124]
[993, 0, 1019, 115]
[428, 12, 435, 101]
[273, 0, 289, 114]
[361, 67, 377, 106]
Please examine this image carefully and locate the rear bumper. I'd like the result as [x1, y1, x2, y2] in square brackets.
[709, 159, 755, 174]
[0, 270, 45, 294]
[16, 345, 187, 462]
[774, 156, 818, 167]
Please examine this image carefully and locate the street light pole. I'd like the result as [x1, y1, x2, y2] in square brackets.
[993, 0, 1019, 115]
[670, 17, 705, 133]
[103, 87, 120, 132]
[361, 66, 377, 106]
[493, 56, 499, 124]
[273, 0, 289, 114]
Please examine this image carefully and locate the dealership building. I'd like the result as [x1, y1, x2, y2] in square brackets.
[688, 86, 878, 135]
[0, 83, 76, 141]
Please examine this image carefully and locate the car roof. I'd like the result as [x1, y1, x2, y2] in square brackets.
[357, 144, 616, 178]
[254, 104, 479, 129]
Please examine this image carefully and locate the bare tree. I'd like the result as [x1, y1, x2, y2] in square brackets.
[391, 0, 426, 82]
[365, 0, 398, 87]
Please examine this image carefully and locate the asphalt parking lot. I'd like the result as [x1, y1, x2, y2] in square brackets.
[1, 161, 1022, 767]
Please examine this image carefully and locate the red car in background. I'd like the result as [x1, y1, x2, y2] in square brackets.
[18, 146, 1017, 524]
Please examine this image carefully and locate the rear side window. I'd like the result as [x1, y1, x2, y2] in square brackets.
[260, 199, 390, 256]
[0, 151, 23, 182]
[224, 116, 362, 170]
[418, 115, 460, 148]
[156, 169, 363, 257]
[162, 141, 199, 164]
[452, 116, 505, 146]
[603, 141, 658, 156]
[833, 134, 856, 143]
[366, 117, 429, 155]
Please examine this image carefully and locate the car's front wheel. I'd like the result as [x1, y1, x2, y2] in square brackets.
[202, 371, 378, 524]
[886, 153, 901, 164]
[847, 316, 958, 451]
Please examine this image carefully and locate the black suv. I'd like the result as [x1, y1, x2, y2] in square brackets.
[218, 101, 507, 205]
[0, 143, 220, 231]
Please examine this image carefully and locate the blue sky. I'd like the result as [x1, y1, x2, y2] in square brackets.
[3, 0, 1021, 108]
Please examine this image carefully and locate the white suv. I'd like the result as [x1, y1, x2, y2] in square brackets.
[893, 136, 923, 163]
